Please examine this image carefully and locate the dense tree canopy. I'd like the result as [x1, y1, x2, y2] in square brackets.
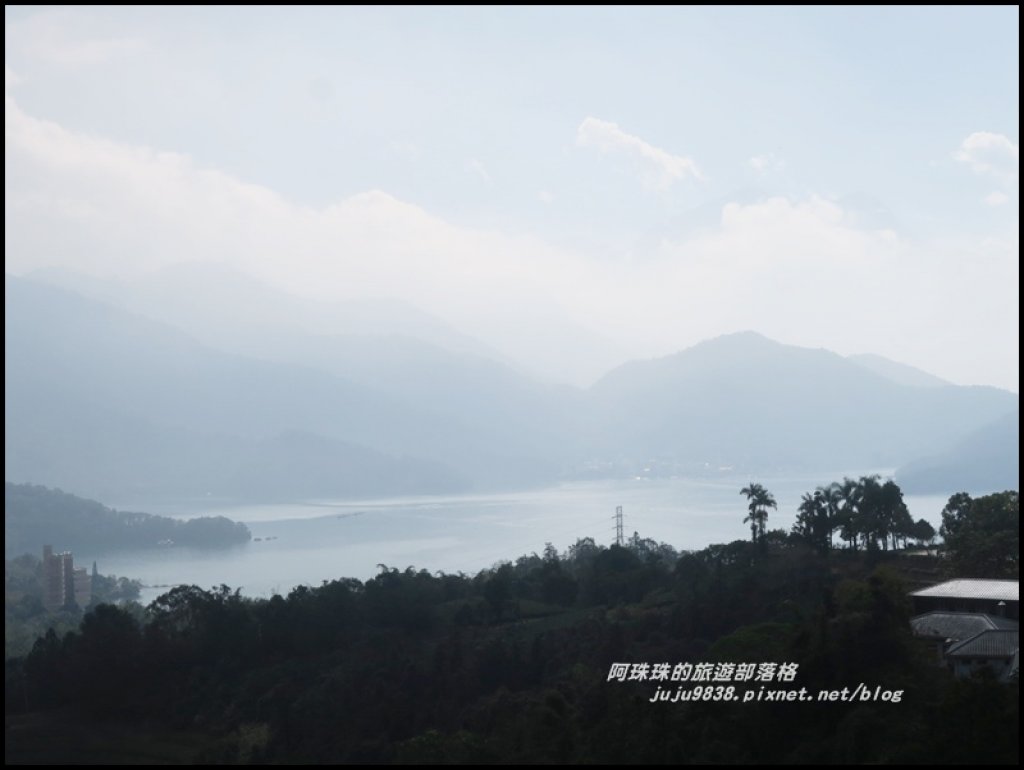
[6, 529, 1018, 764]
[940, 491, 1019, 578]
[5, 483, 250, 557]
[790, 477, 919, 555]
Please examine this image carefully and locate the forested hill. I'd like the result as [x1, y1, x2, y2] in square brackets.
[4, 482, 250, 557]
[5, 522, 1018, 764]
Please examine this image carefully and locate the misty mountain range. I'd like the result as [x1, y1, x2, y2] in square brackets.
[896, 410, 1019, 494]
[5, 270, 1018, 504]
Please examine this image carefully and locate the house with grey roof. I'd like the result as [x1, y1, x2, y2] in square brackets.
[910, 578, 1019, 620]
[908, 579, 1020, 680]
[910, 610, 1019, 665]
[945, 629, 1019, 682]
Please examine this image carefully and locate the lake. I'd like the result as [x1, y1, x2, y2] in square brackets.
[88, 474, 952, 604]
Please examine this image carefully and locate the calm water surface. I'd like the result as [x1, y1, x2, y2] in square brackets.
[89, 474, 951, 603]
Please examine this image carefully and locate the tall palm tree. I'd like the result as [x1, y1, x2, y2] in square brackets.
[857, 475, 884, 550]
[793, 488, 833, 554]
[794, 492, 822, 547]
[817, 483, 842, 551]
[837, 476, 862, 551]
[740, 483, 777, 545]
[878, 479, 911, 550]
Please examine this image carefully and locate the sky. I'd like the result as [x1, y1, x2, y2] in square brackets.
[4, 6, 1020, 390]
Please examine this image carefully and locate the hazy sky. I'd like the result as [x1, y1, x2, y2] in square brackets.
[5, 6, 1019, 390]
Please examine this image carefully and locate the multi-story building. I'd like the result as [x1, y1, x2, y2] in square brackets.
[41, 545, 91, 610]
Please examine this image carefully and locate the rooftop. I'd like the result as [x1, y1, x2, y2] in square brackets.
[946, 630, 1019, 659]
[910, 611, 1018, 641]
[910, 579, 1019, 602]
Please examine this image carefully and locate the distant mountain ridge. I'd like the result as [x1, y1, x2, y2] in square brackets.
[26, 263, 625, 387]
[586, 331, 1017, 473]
[897, 410, 1019, 495]
[5, 275, 1018, 502]
[26, 263, 506, 363]
[5, 275, 558, 501]
[847, 353, 950, 389]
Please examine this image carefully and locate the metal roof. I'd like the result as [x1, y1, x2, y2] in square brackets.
[910, 611, 1018, 641]
[946, 630, 1019, 659]
[910, 579, 1019, 602]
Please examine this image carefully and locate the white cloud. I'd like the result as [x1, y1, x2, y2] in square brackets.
[538, 190, 554, 204]
[954, 131, 1019, 186]
[984, 190, 1009, 207]
[748, 152, 785, 174]
[4, 90, 605, 381]
[576, 116, 703, 190]
[628, 196, 1017, 391]
[4, 94, 1018, 391]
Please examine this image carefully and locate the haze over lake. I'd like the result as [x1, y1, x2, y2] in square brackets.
[90, 475, 951, 603]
